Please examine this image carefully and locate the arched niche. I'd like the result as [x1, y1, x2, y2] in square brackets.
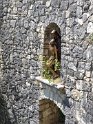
[43, 23, 61, 79]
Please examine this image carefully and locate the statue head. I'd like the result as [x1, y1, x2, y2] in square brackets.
[51, 30, 56, 37]
[51, 30, 56, 34]
[51, 29, 60, 39]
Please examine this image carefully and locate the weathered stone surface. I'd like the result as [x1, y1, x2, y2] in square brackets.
[83, 45, 93, 61]
[69, 3, 77, 17]
[83, 13, 90, 22]
[60, 1, 68, 10]
[1, 0, 93, 124]
[77, 6, 82, 18]
[68, 62, 77, 71]
[71, 89, 83, 101]
[10, 20, 16, 28]
[76, 18, 83, 25]
[85, 62, 92, 71]
[76, 80, 92, 92]
[51, 0, 61, 8]
[77, 0, 84, 6]
[87, 22, 93, 33]
[46, 1, 51, 7]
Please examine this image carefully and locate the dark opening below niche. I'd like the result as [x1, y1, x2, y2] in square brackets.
[39, 99, 65, 124]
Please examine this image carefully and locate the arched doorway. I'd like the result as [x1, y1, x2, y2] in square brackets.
[43, 23, 61, 79]
[39, 99, 65, 124]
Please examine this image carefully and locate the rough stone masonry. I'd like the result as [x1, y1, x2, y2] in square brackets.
[0, 0, 93, 124]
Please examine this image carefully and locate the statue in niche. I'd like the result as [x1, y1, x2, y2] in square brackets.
[50, 29, 61, 61]
[46, 30, 61, 79]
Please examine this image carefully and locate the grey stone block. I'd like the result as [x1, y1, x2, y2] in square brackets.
[60, 1, 69, 10]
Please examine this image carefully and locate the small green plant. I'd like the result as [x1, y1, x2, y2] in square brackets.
[38, 55, 61, 82]
[54, 59, 61, 71]
[42, 56, 51, 82]
[42, 67, 51, 82]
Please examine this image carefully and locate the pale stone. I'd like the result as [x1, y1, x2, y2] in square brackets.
[65, 10, 70, 18]
[8, 8, 11, 13]
[71, 89, 82, 101]
[30, 120, 36, 124]
[77, 6, 82, 18]
[76, 80, 83, 90]
[78, 69, 85, 73]
[10, 54, 13, 62]
[76, 110, 81, 121]
[87, 22, 93, 33]
[68, 62, 77, 71]
[84, 76, 90, 82]
[66, 27, 70, 34]
[56, 84, 65, 89]
[29, 106, 33, 111]
[89, 16, 93, 22]
[77, 0, 84, 6]
[13, 7, 17, 14]
[86, 50, 91, 60]
[49, 6, 52, 11]
[79, 119, 86, 124]
[27, 55, 30, 59]
[23, 0, 27, 4]
[77, 18, 83, 25]
[36, 27, 40, 32]
[26, 81, 30, 86]
[28, 10, 31, 17]
[10, 20, 16, 27]
[84, 13, 90, 18]
[24, 20, 29, 28]
[85, 78, 90, 82]
[46, 1, 51, 7]
[86, 71, 91, 77]
[83, 13, 90, 22]
[29, 5, 33, 10]
[92, 87, 93, 92]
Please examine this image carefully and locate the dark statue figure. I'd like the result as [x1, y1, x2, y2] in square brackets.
[46, 30, 61, 79]
[51, 29, 61, 61]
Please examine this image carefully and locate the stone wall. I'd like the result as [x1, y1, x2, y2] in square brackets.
[1, 0, 39, 124]
[0, 0, 93, 124]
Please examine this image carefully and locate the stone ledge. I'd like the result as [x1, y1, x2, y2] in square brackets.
[36, 76, 65, 90]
